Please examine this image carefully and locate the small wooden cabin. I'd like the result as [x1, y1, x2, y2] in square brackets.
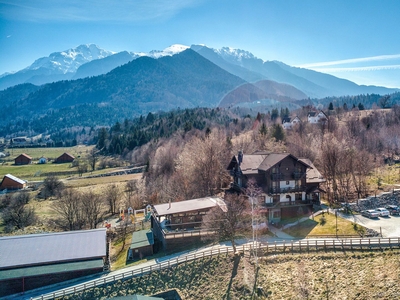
[55, 152, 75, 163]
[14, 153, 32, 165]
[0, 174, 26, 191]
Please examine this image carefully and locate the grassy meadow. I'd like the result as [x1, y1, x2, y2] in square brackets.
[0, 146, 95, 181]
[284, 212, 366, 238]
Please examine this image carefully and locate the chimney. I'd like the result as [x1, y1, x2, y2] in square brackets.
[238, 150, 243, 165]
[168, 199, 171, 209]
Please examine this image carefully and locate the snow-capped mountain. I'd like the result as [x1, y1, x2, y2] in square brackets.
[0, 43, 398, 98]
[147, 44, 190, 58]
[214, 47, 258, 65]
[0, 44, 115, 90]
[27, 44, 115, 74]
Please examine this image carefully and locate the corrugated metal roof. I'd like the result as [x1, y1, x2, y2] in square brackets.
[153, 197, 224, 216]
[0, 228, 106, 270]
[3, 174, 26, 185]
[0, 259, 103, 280]
[130, 229, 154, 249]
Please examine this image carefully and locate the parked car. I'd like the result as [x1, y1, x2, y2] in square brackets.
[361, 210, 380, 218]
[386, 205, 400, 215]
[375, 208, 390, 217]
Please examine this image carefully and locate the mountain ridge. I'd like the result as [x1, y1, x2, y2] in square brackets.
[1, 43, 398, 98]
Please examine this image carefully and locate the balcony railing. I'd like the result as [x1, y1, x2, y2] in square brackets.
[269, 185, 307, 194]
[263, 199, 312, 207]
[292, 172, 306, 179]
[271, 173, 284, 180]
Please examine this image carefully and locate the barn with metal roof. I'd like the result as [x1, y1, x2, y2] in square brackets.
[0, 174, 27, 191]
[0, 228, 107, 297]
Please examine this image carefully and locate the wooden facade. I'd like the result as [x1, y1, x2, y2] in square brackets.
[14, 153, 32, 165]
[0, 174, 26, 191]
[227, 151, 325, 222]
[55, 152, 75, 163]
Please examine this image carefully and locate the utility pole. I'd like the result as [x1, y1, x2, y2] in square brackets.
[335, 210, 338, 238]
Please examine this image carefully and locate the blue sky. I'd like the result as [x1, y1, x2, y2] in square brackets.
[1, 0, 400, 88]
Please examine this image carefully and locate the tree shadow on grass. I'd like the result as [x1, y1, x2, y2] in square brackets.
[223, 254, 241, 300]
[283, 219, 319, 238]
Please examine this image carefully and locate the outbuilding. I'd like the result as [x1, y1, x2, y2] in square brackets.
[14, 153, 32, 165]
[0, 228, 107, 297]
[0, 174, 26, 191]
[55, 152, 75, 163]
[128, 229, 154, 259]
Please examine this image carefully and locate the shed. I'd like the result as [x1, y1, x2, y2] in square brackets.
[55, 152, 75, 163]
[0, 174, 26, 191]
[14, 153, 32, 165]
[128, 229, 154, 259]
[38, 157, 47, 164]
[0, 228, 107, 297]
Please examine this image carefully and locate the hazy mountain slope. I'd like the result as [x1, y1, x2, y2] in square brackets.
[254, 80, 307, 100]
[274, 61, 397, 96]
[191, 45, 398, 98]
[0, 49, 245, 126]
[191, 45, 265, 83]
[73, 51, 137, 79]
[219, 79, 307, 107]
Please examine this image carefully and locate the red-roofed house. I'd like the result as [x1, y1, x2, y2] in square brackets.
[14, 153, 32, 165]
[55, 152, 75, 163]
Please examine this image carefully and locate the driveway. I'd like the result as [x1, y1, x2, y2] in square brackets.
[339, 212, 400, 237]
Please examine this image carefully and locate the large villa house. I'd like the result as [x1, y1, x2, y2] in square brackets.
[227, 151, 325, 222]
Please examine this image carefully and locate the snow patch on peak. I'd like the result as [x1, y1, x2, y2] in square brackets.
[216, 47, 257, 61]
[147, 44, 189, 58]
[28, 44, 115, 74]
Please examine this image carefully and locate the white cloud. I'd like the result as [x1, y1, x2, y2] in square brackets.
[310, 64, 400, 73]
[0, 0, 204, 23]
[298, 54, 400, 68]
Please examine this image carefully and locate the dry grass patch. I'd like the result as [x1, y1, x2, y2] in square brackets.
[59, 250, 400, 300]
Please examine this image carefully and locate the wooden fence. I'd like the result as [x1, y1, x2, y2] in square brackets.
[35, 237, 400, 300]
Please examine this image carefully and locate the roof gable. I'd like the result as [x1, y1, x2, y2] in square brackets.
[2, 174, 26, 185]
[15, 153, 32, 160]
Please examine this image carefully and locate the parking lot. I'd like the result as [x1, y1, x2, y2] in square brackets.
[340, 212, 400, 237]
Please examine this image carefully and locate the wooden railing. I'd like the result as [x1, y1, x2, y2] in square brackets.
[35, 237, 400, 300]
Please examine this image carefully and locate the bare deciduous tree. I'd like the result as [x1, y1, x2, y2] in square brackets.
[176, 130, 231, 198]
[41, 175, 64, 199]
[105, 184, 122, 215]
[81, 191, 106, 229]
[202, 193, 249, 253]
[53, 189, 83, 230]
[1, 192, 37, 232]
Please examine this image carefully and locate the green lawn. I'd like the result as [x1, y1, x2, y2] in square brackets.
[283, 213, 366, 238]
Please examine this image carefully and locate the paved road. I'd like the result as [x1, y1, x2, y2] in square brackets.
[339, 212, 400, 237]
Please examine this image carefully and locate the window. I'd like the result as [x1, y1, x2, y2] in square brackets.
[286, 181, 289, 185]
[273, 210, 281, 218]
